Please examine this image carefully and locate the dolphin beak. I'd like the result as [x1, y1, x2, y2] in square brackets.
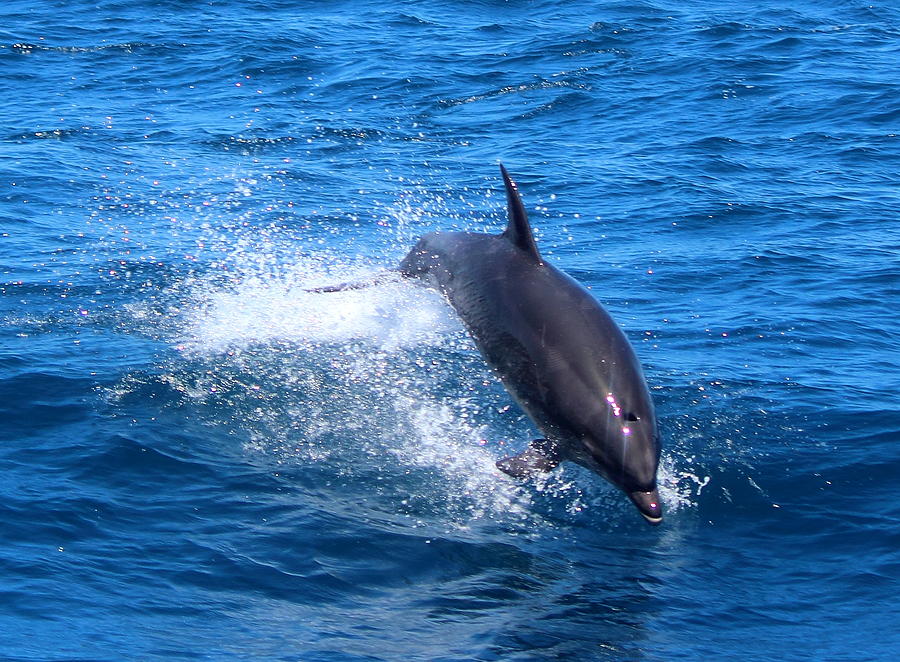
[628, 489, 663, 525]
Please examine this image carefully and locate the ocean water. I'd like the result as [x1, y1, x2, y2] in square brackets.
[1, 0, 899, 660]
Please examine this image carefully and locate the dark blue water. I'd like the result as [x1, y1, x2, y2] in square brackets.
[2, 1, 899, 660]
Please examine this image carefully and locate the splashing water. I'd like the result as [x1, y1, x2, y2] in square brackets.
[155, 242, 544, 526]
[179, 264, 458, 355]
[658, 452, 710, 514]
[157, 231, 704, 525]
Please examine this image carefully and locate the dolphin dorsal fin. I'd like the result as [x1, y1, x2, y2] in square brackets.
[500, 164, 542, 263]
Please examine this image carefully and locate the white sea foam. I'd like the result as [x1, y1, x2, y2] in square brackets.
[165, 245, 539, 524]
[178, 260, 460, 355]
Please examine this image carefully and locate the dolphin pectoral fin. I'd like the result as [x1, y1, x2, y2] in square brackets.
[304, 270, 399, 293]
[496, 439, 560, 479]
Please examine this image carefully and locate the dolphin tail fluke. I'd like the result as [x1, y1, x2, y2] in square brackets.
[499, 164, 542, 263]
[304, 270, 398, 293]
[496, 439, 560, 478]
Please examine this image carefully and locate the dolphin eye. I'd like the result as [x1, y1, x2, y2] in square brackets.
[623, 412, 639, 422]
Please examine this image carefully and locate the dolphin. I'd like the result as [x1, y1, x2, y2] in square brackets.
[315, 165, 662, 524]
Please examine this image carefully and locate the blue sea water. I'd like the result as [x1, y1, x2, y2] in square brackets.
[2, 0, 899, 659]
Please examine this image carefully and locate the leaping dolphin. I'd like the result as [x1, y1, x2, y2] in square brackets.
[315, 165, 662, 524]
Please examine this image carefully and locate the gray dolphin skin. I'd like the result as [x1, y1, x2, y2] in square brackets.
[395, 165, 662, 525]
